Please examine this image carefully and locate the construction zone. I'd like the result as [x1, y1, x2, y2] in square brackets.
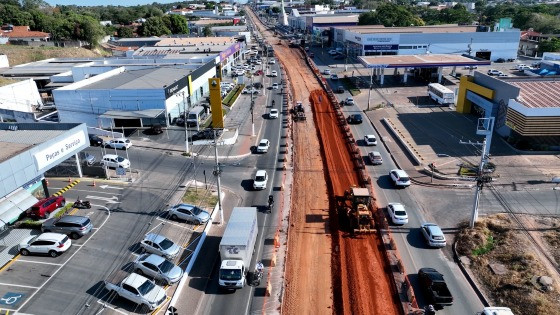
[246, 8, 417, 315]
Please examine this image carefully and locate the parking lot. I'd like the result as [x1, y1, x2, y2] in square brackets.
[0, 178, 204, 315]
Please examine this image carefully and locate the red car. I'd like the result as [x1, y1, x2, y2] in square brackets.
[28, 196, 66, 219]
[254, 70, 264, 76]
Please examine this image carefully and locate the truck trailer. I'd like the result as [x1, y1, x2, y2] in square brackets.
[218, 207, 259, 289]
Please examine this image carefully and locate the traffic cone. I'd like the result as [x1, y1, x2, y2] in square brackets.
[68, 177, 72, 183]
[91, 180, 96, 187]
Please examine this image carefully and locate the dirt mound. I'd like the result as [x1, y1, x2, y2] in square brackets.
[456, 215, 560, 315]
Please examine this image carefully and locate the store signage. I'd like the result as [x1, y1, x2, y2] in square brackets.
[34, 131, 87, 170]
[220, 42, 242, 62]
[364, 44, 399, 51]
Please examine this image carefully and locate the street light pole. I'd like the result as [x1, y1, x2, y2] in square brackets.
[251, 75, 255, 136]
[213, 129, 224, 225]
[367, 68, 373, 111]
[182, 92, 189, 154]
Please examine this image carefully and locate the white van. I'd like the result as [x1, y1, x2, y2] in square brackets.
[187, 106, 206, 127]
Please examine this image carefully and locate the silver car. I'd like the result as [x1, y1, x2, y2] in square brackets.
[133, 254, 184, 285]
[140, 233, 180, 259]
[168, 204, 210, 224]
[42, 215, 93, 239]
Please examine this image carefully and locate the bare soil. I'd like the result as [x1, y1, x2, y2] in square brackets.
[456, 214, 560, 315]
[0, 45, 102, 66]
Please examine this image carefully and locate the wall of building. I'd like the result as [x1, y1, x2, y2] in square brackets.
[0, 78, 42, 112]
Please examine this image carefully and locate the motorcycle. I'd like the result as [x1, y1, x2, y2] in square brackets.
[252, 262, 264, 286]
[73, 198, 91, 209]
[267, 195, 274, 213]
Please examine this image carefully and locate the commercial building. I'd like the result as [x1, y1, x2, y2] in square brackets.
[287, 9, 359, 32]
[332, 25, 520, 61]
[0, 123, 88, 229]
[0, 78, 43, 122]
[456, 73, 560, 146]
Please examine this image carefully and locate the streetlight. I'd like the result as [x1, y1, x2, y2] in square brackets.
[181, 92, 190, 154]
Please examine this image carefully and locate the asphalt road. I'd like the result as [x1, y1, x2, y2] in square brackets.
[323, 75, 485, 313]
[189, 55, 286, 315]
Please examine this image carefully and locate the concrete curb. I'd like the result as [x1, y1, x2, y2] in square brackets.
[452, 241, 491, 307]
[382, 117, 423, 166]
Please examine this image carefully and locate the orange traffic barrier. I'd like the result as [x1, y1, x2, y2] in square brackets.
[274, 234, 280, 248]
[271, 252, 277, 267]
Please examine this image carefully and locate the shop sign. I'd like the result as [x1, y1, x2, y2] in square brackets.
[34, 131, 87, 170]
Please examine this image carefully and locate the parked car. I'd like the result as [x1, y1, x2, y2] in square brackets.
[42, 215, 93, 239]
[269, 109, 279, 119]
[368, 151, 383, 165]
[364, 135, 377, 146]
[478, 307, 514, 315]
[463, 65, 478, 70]
[516, 64, 529, 70]
[344, 97, 355, 106]
[167, 203, 210, 224]
[253, 82, 263, 89]
[253, 170, 268, 190]
[104, 137, 132, 150]
[242, 87, 250, 94]
[272, 83, 279, 90]
[495, 58, 506, 63]
[133, 254, 184, 285]
[28, 196, 66, 219]
[387, 203, 409, 225]
[337, 86, 345, 93]
[334, 54, 345, 60]
[421, 223, 447, 247]
[270, 70, 278, 77]
[487, 69, 502, 76]
[328, 50, 337, 55]
[347, 114, 362, 124]
[389, 169, 411, 187]
[18, 232, 71, 257]
[257, 139, 270, 153]
[323, 69, 331, 75]
[268, 59, 276, 64]
[102, 154, 130, 169]
[309, 52, 315, 58]
[88, 134, 103, 146]
[330, 74, 339, 80]
[418, 268, 453, 306]
[105, 273, 166, 311]
[150, 124, 163, 135]
[140, 233, 180, 259]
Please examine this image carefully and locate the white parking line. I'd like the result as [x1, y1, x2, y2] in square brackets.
[17, 259, 63, 266]
[95, 300, 128, 315]
[0, 282, 39, 289]
[154, 217, 195, 231]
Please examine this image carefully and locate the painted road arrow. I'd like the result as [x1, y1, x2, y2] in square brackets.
[99, 185, 124, 190]
[86, 195, 120, 204]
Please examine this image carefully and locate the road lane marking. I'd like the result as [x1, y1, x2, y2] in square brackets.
[17, 260, 62, 266]
[0, 283, 38, 289]
[50, 188, 121, 196]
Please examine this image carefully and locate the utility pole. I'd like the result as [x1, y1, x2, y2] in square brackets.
[182, 92, 189, 154]
[213, 129, 224, 225]
[251, 75, 255, 136]
[367, 67, 373, 111]
[344, 42, 349, 71]
[461, 138, 490, 228]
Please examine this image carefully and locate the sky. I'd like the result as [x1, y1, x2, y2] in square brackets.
[43, 0, 181, 6]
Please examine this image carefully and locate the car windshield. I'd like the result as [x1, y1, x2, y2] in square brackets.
[256, 176, 265, 181]
[116, 156, 125, 162]
[27, 235, 38, 244]
[138, 280, 155, 295]
[158, 260, 175, 273]
[399, 177, 410, 181]
[220, 269, 242, 280]
[395, 210, 407, 216]
[158, 238, 174, 250]
[259, 142, 267, 147]
[271, 110, 278, 113]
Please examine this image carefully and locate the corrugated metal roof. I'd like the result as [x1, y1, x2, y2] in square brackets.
[0, 130, 65, 144]
[220, 207, 257, 246]
[79, 67, 192, 90]
[509, 81, 560, 108]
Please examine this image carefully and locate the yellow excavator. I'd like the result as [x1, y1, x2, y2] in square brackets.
[338, 187, 375, 234]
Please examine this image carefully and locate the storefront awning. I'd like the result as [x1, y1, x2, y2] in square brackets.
[0, 188, 39, 226]
[99, 109, 165, 119]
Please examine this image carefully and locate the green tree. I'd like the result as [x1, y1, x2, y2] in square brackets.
[271, 7, 281, 14]
[203, 25, 212, 37]
[205, 2, 215, 9]
[162, 14, 189, 34]
[117, 26, 133, 38]
[139, 16, 170, 36]
[539, 37, 560, 53]
[359, 4, 423, 26]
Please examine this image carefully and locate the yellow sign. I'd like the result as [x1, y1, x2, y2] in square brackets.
[209, 78, 224, 128]
[505, 120, 516, 130]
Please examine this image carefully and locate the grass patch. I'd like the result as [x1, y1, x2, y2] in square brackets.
[341, 77, 361, 96]
[16, 219, 42, 229]
[54, 203, 74, 219]
[223, 84, 245, 107]
[182, 186, 219, 211]
[472, 234, 495, 256]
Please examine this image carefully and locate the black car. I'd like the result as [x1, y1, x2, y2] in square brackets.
[253, 82, 263, 89]
[347, 114, 363, 124]
[418, 268, 453, 306]
[150, 124, 163, 135]
[88, 134, 103, 146]
[495, 58, 506, 63]
[191, 129, 223, 141]
[337, 86, 345, 93]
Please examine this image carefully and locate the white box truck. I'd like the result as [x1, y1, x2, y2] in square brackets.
[218, 207, 258, 289]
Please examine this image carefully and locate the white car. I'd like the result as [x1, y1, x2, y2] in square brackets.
[364, 135, 377, 146]
[516, 64, 528, 70]
[269, 109, 279, 119]
[271, 70, 278, 77]
[104, 137, 132, 150]
[420, 223, 447, 247]
[272, 83, 279, 89]
[253, 170, 268, 190]
[256, 60, 262, 65]
[102, 154, 130, 169]
[345, 97, 355, 106]
[140, 233, 181, 259]
[251, 65, 256, 70]
[323, 69, 331, 75]
[18, 232, 71, 257]
[268, 59, 276, 64]
[168, 203, 210, 224]
[487, 69, 502, 76]
[387, 203, 409, 225]
[328, 50, 337, 55]
[256, 139, 270, 153]
[389, 169, 411, 187]
[236, 69, 246, 76]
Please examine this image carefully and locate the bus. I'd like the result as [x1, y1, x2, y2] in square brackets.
[428, 83, 455, 105]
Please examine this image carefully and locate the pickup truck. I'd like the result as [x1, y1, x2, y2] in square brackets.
[105, 273, 167, 310]
[418, 268, 453, 306]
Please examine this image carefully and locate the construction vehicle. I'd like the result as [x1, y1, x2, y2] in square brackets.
[291, 101, 306, 121]
[337, 187, 374, 234]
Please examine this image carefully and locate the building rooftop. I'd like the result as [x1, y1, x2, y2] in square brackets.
[133, 45, 227, 57]
[190, 19, 234, 26]
[509, 80, 560, 109]
[1, 26, 49, 39]
[155, 37, 236, 46]
[359, 54, 490, 68]
[0, 128, 67, 163]
[336, 24, 477, 34]
[312, 15, 359, 24]
[0, 59, 94, 78]
[79, 67, 192, 90]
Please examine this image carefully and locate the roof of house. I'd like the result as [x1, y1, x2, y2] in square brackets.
[1, 26, 49, 39]
[191, 19, 234, 26]
[311, 15, 359, 24]
[509, 80, 560, 109]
